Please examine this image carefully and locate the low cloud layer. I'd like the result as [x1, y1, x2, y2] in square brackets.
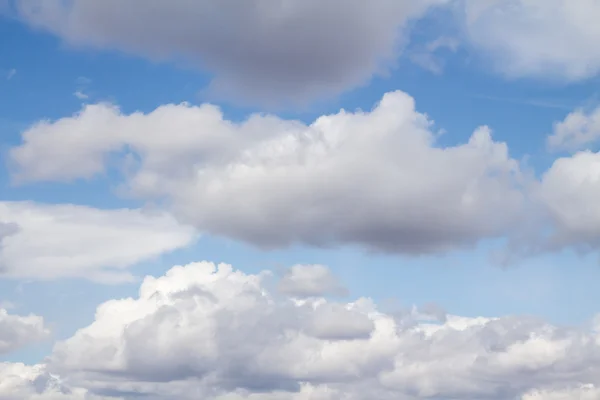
[10, 91, 600, 259]
[0, 202, 196, 283]
[1, 261, 598, 399]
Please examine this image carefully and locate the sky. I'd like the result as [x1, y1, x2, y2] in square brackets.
[2, 0, 600, 399]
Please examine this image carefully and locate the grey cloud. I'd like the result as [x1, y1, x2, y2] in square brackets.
[13, 0, 447, 105]
[9, 91, 526, 256]
[0, 308, 49, 355]
[278, 264, 347, 298]
[307, 304, 375, 340]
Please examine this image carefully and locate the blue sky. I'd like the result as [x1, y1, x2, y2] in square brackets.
[3, 1, 600, 399]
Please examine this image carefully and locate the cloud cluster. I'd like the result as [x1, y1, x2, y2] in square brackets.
[11, 0, 448, 104]
[10, 91, 528, 256]
[0, 362, 113, 400]
[0, 261, 596, 399]
[0, 202, 196, 283]
[0, 308, 48, 355]
[11, 90, 600, 259]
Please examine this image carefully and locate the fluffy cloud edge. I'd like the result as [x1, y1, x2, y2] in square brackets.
[0, 261, 598, 399]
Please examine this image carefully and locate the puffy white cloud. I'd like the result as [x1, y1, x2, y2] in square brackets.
[458, 0, 600, 81]
[16, 261, 595, 399]
[278, 264, 346, 298]
[0, 202, 196, 283]
[536, 151, 600, 253]
[547, 106, 600, 152]
[9, 91, 525, 255]
[11, 0, 447, 104]
[0, 308, 49, 355]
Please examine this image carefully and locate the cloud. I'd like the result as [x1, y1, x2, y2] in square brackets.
[409, 36, 459, 75]
[9, 91, 526, 256]
[0, 202, 197, 283]
[6, 68, 16, 80]
[0, 363, 112, 400]
[0, 308, 49, 355]
[12, 0, 448, 105]
[278, 264, 347, 298]
[523, 385, 600, 400]
[73, 90, 89, 100]
[0, 261, 585, 399]
[547, 106, 600, 152]
[458, 0, 600, 82]
[535, 151, 600, 253]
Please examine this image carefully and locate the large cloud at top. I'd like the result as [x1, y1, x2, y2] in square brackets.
[10, 0, 448, 105]
[1, 261, 598, 399]
[10, 0, 600, 103]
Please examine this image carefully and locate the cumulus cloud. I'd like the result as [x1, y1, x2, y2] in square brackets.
[9, 91, 526, 255]
[458, 0, 600, 81]
[278, 264, 347, 298]
[0, 363, 113, 400]
[0, 261, 586, 399]
[0, 202, 196, 283]
[11, 0, 448, 104]
[535, 151, 600, 253]
[547, 106, 600, 152]
[0, 308, 49, 355]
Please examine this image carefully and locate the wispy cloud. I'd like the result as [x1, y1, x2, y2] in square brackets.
[471, 94, 576, 110]
[6, 68, 16, 80]
[75, 76, 91, 85]
[73, 90, 89, 100]
[410, 37, 459, 75]
[73, 76, 92, 100]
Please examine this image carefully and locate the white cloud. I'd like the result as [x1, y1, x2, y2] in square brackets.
[0, 202, 197, 283]
[535, 151, 600, 253]
[523, 385, 600, 400]
[73, 90, 89, 100]
[13, 0, 448, 104]
[6, 68, 16, 80]
[0, 261, 585, 399]
[547, 106, 600, 152]
[278, 264, 347, 298]
[0, 308, 49, 355]
[9, 91, 526, 255]
[0, 363, 114, 400]
[458, 0, 600, 81]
